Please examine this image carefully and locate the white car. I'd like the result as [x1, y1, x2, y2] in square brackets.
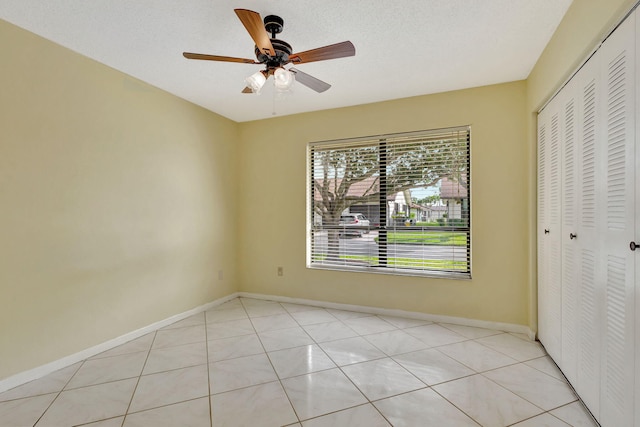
[339, 213, 370, 237]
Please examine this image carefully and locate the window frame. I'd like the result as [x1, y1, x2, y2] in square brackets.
[306, 126, 472, 280]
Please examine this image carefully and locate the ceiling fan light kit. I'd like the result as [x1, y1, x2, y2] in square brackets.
[274, 67, 295, 91]
[245, 70, 267, 93]
[182, 8, 355, 95]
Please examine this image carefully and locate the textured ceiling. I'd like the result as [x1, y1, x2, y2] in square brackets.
[0, 0, 572, 122]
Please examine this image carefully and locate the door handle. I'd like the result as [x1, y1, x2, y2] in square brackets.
[544, 229, 549, 234]
[569, 233, 577, 240]
[631, 241, 639, 251]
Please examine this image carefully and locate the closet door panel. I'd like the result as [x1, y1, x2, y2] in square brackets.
[548, 109, 563, 362]
[598, 12, 636, 427]
[575, 57, 602, 419]
[537, 107, 552, 355]
[538, 102, 563, 362]
[635, 11, 640, 427]
[538, 107, 548, 342]
[560, 80, 581, 385]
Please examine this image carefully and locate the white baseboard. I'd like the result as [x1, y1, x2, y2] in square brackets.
[0, 292, 239, 394]
[239, 292, 535, 339]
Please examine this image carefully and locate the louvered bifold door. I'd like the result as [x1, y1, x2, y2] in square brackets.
[574, 53, 603, 419]
[636, 11, 640, 427]
[537, 107, 548, 349]
[548, 104, 564, 362]
[537, 100, 563, 363]
[537, 107, 550, 352]
[559, 77, 581, 385]
[598, 12, 636, 427]
[635, 10, 640, 426]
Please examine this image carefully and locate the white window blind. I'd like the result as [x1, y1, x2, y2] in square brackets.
[308, 126, 471, 278]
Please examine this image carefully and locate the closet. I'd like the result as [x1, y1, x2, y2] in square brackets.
[537, 9, 639, 427]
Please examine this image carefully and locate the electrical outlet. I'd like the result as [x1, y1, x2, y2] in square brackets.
[218, 270, 223, 280]
[277, 266, 283, 276]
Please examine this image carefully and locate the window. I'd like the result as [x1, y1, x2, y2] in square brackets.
[307, 126, 471, 278]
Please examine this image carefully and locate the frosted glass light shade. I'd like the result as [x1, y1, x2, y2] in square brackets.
[245, 71, 267, 93]
[274, 67, 294, 91]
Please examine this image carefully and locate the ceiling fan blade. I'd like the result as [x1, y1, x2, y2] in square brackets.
[289, 41, 355, 64]
[290, 68, 331, 93]
[234, 9, 275, 57]
[242, 86, 254, 93]
[183, 52, 259, 64]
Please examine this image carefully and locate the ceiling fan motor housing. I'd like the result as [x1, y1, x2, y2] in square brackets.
[255, 39, 292, 67]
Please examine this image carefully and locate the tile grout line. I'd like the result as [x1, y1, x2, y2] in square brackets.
[117, 303, 246, 421]
[460, 368, 551, 424]
[250, 300, 303, 424]
[476, 362, 579, 415]
[329, 329, 423, 426]
[119, 330, 158, 427]
[203, 308, 213, 427]
[280, 301, 389, 425]
[31, 360, 84, 427]
[241, 299, 394, 423]
[424, 338, 551, 426]
[425, 386, 483, 427]
[302, 312, 403, 425]
[503, 410, 572, 427]
[423, 347, 525, 425]
[545, 401, 599, 427]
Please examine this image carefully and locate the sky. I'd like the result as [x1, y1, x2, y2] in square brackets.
[411, 184, 440, 199]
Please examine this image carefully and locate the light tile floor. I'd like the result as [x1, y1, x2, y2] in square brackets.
[0, 297, 599, 427]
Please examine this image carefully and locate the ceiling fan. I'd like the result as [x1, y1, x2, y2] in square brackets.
[183, 9, 356, 94]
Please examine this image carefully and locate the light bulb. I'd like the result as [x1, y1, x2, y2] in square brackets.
[245, 71, 266, 94]
[274, 67, 294, 91]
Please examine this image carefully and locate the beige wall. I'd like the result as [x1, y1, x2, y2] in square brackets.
[525, 0, 637, 331]
[0, 20, 239, 380]
[238, 81, 530, 326]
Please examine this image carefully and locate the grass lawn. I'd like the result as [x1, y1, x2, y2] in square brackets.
[376, 231, 467, 246]
[342, 255, 467, 270]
